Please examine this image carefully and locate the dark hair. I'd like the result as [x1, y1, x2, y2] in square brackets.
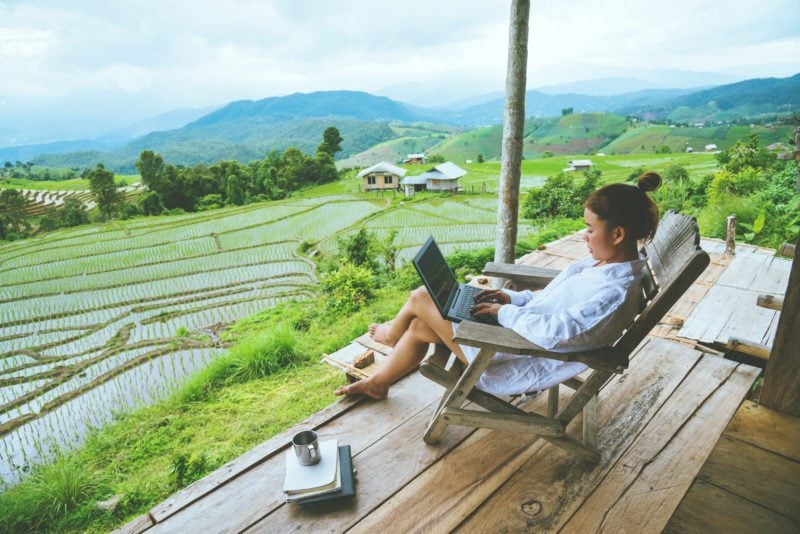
[584, 172, 662, 242]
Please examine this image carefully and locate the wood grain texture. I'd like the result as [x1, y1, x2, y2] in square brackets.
[726, 400, 800, 462]
[111, 513, 153, 534]
[761, 233, 800, 416]
[147, 372, 441, 532]
[696, 434, 800, 521]
[245, 392, 474, 532]
[665, 479, 799, 534]
[148, 393, 363, 523]
[562, 358, 760, 533]
[348, 386, 567, 534]
[455, 338, 702, 533]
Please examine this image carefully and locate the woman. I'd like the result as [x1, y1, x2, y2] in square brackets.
[335, 172, 662, 400]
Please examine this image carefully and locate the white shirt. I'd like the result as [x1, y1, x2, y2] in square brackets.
[458, 256, 647, 396]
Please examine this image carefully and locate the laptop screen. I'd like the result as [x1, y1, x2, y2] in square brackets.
[413, 236, 459, 313]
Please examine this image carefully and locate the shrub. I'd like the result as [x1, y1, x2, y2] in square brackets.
[0, 457, 104, 531]
[320, 263, 376, 314]
[522, 171, 598, 219]
[229, 324, 304, 382]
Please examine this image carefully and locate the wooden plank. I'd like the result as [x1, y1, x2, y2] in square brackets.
[354, 333, 393, 356]
[349, 384, 572, 534]
[696, 434, 800, 521]
[441, 407, 565, 436]
[147, 371, 443, 532]
[761, 234, 800, 416]
[725, 337, 771, 360]
[726, 400, 800, 462]
[665, 479, 799, 533]
[245, 397, 474, 532]
[454, 337, 702, 532]
[148, 394, 364, 522]
[111, 513, 153, 534]
[562, 358, 760, 533]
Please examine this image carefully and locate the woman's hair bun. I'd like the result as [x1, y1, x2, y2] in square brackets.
[637, 172, 662, 193]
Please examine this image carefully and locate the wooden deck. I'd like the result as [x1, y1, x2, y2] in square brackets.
[116, 232, 792, 533]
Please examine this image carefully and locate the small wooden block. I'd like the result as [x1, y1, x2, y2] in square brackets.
[353, 349, 375, 369]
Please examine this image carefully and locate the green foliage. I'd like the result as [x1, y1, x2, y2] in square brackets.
[707, 168, 767, 204]
[522, 170, 599, 219]
[139, 190, 164, 215]
[338, 227, 377, 270]
[0, 457, 104, 532]
[717, 134, 775, 173]
[428, 153, 446, 163]
[118, 201, 142, 220]
[320, 262, 376, 314]
[0, 187, 30, 239]
[317, 126, 343, 157]
[169, 452, 209, 488]
[60, 198, 90, 227]
[229, 325, 304, 382]
[88, 164, 123, 219]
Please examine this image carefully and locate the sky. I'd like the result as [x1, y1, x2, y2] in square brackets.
[0, 0, 799, 136]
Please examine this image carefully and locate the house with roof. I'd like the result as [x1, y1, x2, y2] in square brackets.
[403, 153, 427, 165]
[563, 159, 594, 172]
[357, 162, 407, 192]
[400, 161, 466, 195]
[705, 144, 719, 152]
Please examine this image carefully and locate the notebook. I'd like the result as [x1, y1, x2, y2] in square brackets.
[413, 236, 499, 325]
[283, 439, 339, 495]
[297, 445, 355, 507]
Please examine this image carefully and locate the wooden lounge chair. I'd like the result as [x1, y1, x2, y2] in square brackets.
[419, 211, 710, 462]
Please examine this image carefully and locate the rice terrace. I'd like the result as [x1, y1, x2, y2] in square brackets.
[0, 184, 542, 486]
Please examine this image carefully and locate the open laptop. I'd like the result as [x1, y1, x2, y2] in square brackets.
[412, 236, 499, 325]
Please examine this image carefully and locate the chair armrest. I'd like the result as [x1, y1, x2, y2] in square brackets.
[453, 320, 627, 374]
[483, 262, 560, 290]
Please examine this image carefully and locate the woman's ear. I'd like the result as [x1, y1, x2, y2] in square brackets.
[611, 225, 626, 245]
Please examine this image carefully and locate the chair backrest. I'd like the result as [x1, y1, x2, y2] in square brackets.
[615, 211, 710, 353]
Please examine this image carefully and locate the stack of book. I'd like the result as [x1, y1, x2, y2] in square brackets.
[282, 439, 355, 507]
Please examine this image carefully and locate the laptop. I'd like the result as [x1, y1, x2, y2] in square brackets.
[412, 236, 499, 325]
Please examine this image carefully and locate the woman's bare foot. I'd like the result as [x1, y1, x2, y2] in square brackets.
[334, 378, 389, 400]
[368, 323, 396, 346]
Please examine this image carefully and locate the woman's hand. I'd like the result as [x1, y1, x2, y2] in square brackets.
[470, 289, 510, 317]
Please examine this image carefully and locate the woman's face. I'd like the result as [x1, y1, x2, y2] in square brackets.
[583, 208, 624, 264]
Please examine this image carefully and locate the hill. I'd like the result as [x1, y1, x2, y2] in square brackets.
[624, 73, 800, 122]
[33, 91, 439, 173]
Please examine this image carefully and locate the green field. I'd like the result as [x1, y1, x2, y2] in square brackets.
[0, 174, 139, 191]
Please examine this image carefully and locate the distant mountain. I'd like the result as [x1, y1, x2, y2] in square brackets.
[34, 91, 436, 172]
[445, 88, 696, 126]
[0, 105, 219, 164]
[534, 77, 664, 96]
[25, 76, 800, 172]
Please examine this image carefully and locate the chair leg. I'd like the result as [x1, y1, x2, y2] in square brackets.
[582, 394, 598, 447]
[423, 347, 496, 443]
[547, 385, 559, 418]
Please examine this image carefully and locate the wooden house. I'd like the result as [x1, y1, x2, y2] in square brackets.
[564, 159, 594, 172]
[403, 153, 427, 165]
[401, 161, 466, 195]
[357, 162, 407, 191]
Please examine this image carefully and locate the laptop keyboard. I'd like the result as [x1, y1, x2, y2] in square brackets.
[456, 285, 498, 324]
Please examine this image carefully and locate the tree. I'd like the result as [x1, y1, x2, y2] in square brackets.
[59, 198, 90, 227]
[495, 0, 530, 265]
[0, 188, 30, 235]
[561, 107, 573, 116]
[317, 126, 343, 157]
[88, 164, 122, 219]
[136, 150, 166, 194]
[139, 191, 164, 215]
[477, 154, 485, 163]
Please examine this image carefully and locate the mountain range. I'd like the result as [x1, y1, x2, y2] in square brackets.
[2, 73, 797, 173]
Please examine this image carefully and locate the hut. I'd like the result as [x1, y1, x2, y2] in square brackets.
[403, 153, 427, 165]
[413, 161, 467, 192]
[357, 162, 406, 192]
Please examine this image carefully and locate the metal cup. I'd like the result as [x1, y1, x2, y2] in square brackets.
[292, 430, 320, 466]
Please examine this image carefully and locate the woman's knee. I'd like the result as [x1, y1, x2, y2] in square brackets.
[409, 286, 432, 305]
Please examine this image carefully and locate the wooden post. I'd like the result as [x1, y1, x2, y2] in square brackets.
[494, 0, 530, 267]
[760, 232, 800, 416]
[780, 242, 796, 258]
[725, 214, 736, 255]
[795, 126, 800, 194]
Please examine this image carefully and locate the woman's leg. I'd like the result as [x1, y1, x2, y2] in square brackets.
[336, 288, 467, 399]
[371, 287, 467, 358]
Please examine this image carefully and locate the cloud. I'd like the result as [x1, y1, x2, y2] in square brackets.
[0, 0, 797, 116]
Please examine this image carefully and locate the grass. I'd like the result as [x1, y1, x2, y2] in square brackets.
[0, 174, 139, 191]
